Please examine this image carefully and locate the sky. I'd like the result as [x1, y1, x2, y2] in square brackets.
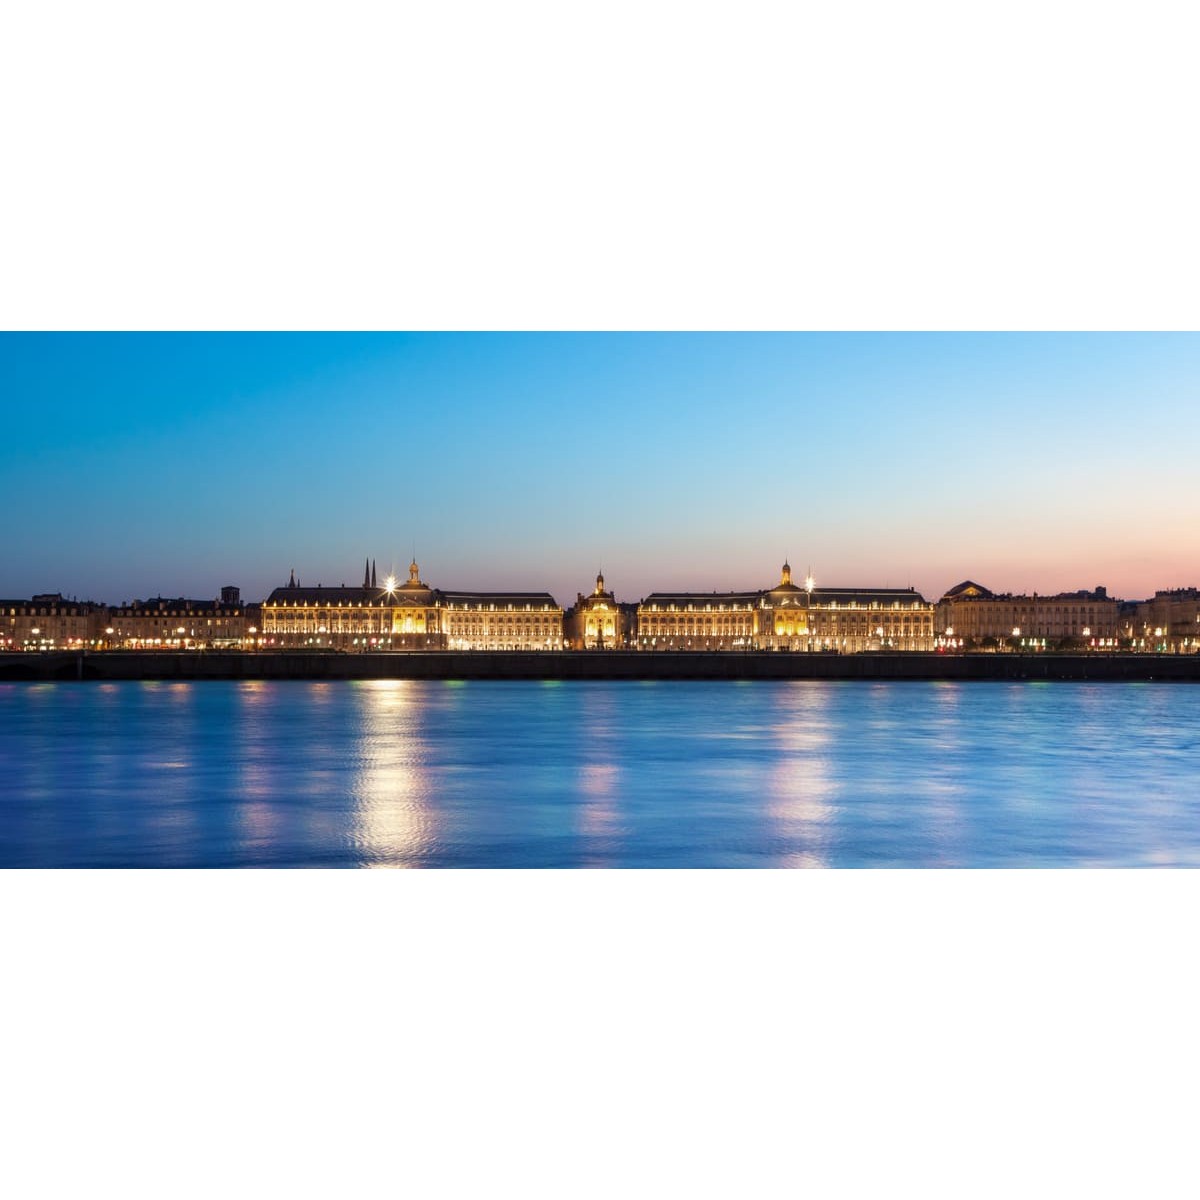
[1, 332, 1197, 606]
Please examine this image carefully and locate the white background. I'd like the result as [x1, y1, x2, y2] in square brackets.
[3, 2, 1199, 1196]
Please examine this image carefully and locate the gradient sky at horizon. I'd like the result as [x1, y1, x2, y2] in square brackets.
[2, 332, 1197, 606]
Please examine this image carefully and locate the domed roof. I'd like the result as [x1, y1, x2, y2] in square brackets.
[774, 560, 800, 592]
[400, 558, 427, 590]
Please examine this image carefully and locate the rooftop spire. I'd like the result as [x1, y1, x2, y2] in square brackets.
[363, 558, 370, 589]
[288, 568, 296, 588]
[371, 560, 377, 589]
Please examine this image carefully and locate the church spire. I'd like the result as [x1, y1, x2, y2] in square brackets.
[288, 568, 296, 588]
[371, 560, 377, 588]
[363, 558, 370, 588]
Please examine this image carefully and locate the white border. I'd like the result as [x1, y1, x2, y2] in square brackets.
[4, 3, 1197, 1195]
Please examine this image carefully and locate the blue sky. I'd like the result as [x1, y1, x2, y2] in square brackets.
[1, 333, 1197, 606]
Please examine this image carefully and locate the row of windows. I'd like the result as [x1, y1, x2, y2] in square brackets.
[5, 608, 99, 617]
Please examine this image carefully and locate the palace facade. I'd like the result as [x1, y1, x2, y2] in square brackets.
[936, 581, 1119, 647]
[566, 573, 634, 649]
[260, 559, 565, 650]
[635, 563, 936, 651]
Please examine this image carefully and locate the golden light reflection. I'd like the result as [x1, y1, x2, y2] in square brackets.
[767, 685, 837, 867]
[577, 688, 624, 865]
[920, 683, 967, 863]
[579, 763, 621, 839]
[352, 680, 436, 867]
[234, 680, 282, 846]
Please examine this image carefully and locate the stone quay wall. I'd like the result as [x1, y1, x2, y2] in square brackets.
[3, 650, 1200, 682]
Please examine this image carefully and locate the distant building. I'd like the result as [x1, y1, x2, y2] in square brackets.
[636, 589, 760, 650]
[566, 573, 632, 649]
[260, 560, 443, 650]
[108, 596, 250, 648]
[635, 563, 935, 651]
[1, 595, 108, 650]
[441, 591, 564, 651]
[260, 559, 565, 650]
[936, 581, 1118, 647]
[1121, 589, 1200, 653]
[758, 562, 935, 652]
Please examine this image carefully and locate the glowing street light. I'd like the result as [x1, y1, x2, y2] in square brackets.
[384, 574, 397, 593]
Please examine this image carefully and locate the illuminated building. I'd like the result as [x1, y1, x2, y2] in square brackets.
[441, 591, 564, 650]
[757, 562, 935, 651]
[260, 561, 440, 649]
[12, 560, 1185, 657]
[636, 563, 936, 651]
[566, 573, 632, 649]
[1121, 589, 1200, 653]
[260, 558, 565, 650]
[936, 581, 1118, 648]
[107, 595, 252, 648]
[1, 595, 108, 650]
[636, 590, 760, 650]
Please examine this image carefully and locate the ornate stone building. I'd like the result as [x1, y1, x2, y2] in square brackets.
[757, 563, 935, 652]
[936, 581, 1118, 647]
[635, 563, 935, 651]
[260, 559, 564, 650]
[440, 590, 564, 650]
[636, 590, 759, 650]
[260, 561, 439, 649]
[566, 572, 631, 649]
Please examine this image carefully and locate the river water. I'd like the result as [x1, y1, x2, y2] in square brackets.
[2, 678, 1198, 867]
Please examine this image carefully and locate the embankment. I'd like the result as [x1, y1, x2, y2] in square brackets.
[2, 650, 1199, 682]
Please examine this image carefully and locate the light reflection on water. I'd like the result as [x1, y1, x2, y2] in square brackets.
[2, 679, 1200, 867]
[351, 680, 436, 868]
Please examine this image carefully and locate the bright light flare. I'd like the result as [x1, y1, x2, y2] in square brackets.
[384, 574, 397, 592]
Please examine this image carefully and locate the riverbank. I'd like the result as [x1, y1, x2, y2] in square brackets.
[2, 649, 1200, 682]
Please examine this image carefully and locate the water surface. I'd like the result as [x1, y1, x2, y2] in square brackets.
[1, 679, 1198, 867]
